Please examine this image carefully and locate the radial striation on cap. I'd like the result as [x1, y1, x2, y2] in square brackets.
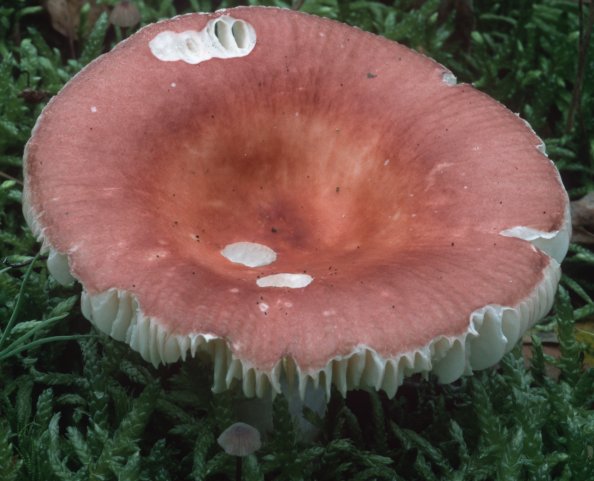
[217, 422, 261, 457]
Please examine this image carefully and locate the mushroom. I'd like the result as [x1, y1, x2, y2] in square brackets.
[22, 7, 571, 400]
[218, 422, 261, 481]
[109, 1, 141, 29]
[218, 422, 262, 456]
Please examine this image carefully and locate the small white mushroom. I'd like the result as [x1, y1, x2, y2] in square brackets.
[217, 422, 261, 457]
[109, 1, 141, 28]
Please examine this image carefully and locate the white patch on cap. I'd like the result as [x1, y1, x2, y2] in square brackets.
[442, 72, 457, 85]
[499, 203, 571, 264]
[90, 106, 97, 113]
[500, 226, 558, 249]
[256, 273, 314, 289]
[149, 15, 257, 64]
[221, 242, 277, 268]
[258, 302, 269, 313]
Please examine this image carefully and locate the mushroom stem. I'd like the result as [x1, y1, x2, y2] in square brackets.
[235, 457, 242, 481]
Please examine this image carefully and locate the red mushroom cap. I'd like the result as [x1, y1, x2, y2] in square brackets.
[23, 7, 570, 398]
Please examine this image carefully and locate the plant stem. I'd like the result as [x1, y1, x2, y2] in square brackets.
[0, 170, 23, 184]
[566, 0, 594, 133]
[0, 334, 96, 361]
[0, 251, 40, 349]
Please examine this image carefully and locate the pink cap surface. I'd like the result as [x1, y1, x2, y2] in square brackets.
[23, 7, 570, 395]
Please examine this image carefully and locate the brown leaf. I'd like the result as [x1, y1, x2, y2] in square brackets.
[571, 191, 594, 244]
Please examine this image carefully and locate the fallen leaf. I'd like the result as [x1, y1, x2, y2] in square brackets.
[571, 191, 594, 244]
